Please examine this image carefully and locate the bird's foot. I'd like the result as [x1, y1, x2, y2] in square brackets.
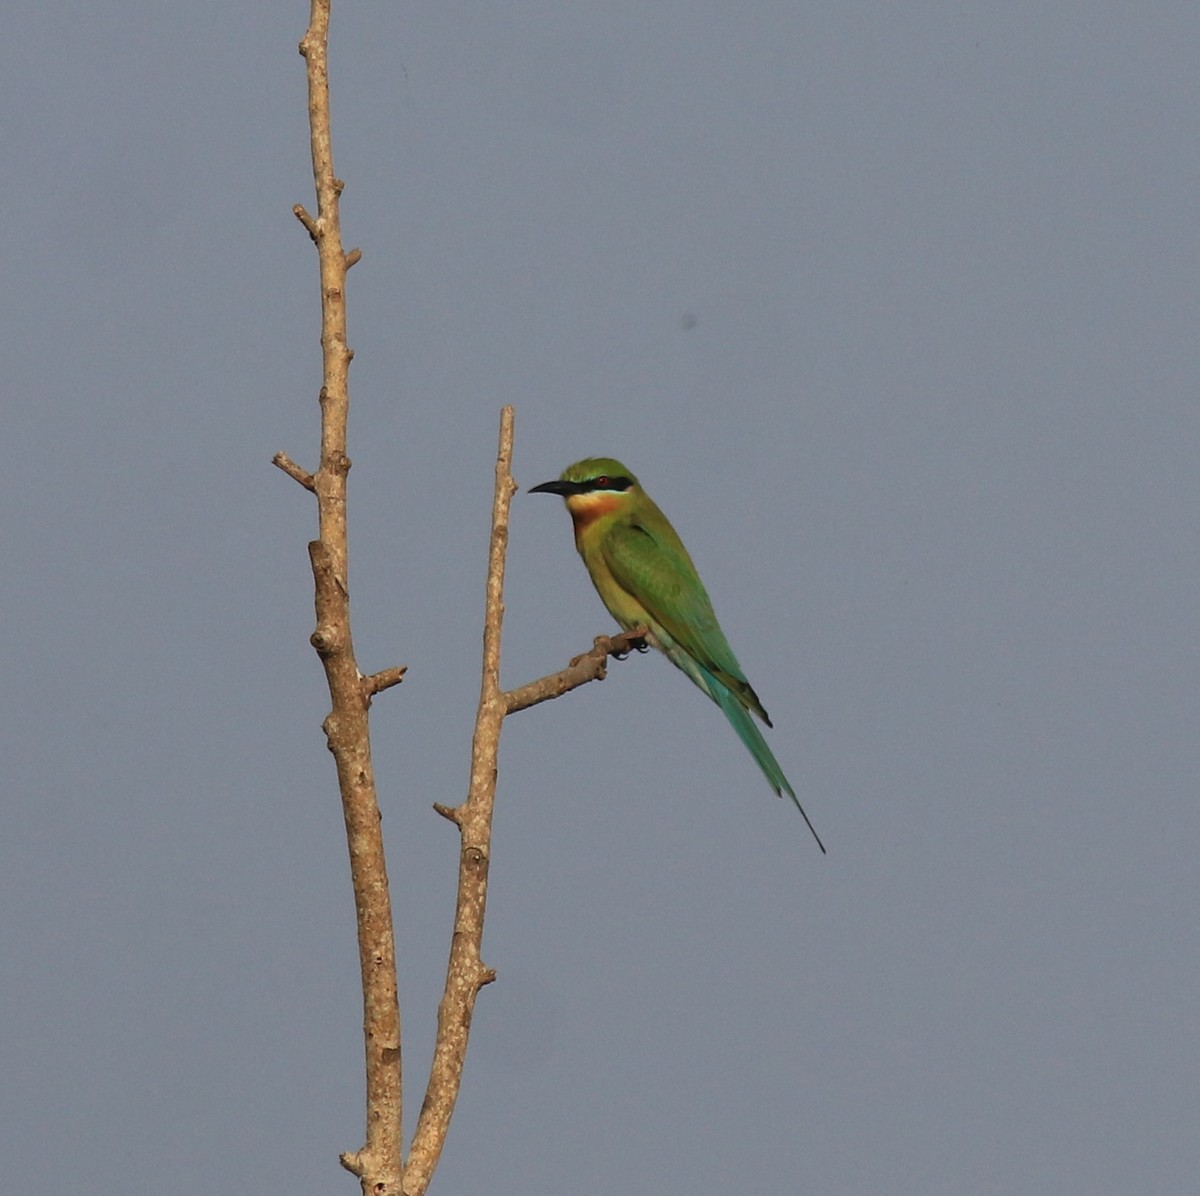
[611, 631, 649, 659]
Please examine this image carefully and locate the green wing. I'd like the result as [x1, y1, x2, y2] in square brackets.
[599, 517, 772, 724]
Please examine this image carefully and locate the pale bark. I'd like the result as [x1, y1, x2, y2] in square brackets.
[277, 8, 650, 1194]
[276, 3, 403, 1194]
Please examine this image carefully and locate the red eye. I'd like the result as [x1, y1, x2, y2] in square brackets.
[595, 476, 610, 487]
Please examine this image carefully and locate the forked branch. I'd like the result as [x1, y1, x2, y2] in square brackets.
[278, 9, 652, 1196]
[403, 411, 647, 1195]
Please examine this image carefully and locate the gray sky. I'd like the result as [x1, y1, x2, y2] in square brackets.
[4, 4, 1198, 1193]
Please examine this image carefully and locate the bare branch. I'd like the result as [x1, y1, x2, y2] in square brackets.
[293, 202, 319, 239]
[431, 802, 461, 826]
[504, 628, 650, 714]
[291, 3, 402, 1192]
[272, 450, 317, 491]
[404, 406, 516, 1195]
[362, 665, 408, 700]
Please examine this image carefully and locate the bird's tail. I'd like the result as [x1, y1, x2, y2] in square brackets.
[711, 681, 826, 854]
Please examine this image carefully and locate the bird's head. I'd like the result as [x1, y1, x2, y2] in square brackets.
[529, 458, 640, 522]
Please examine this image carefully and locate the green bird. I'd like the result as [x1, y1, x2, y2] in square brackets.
[530, 457, 824, 852]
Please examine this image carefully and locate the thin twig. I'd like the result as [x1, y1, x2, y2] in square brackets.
[404, 406, 515, 1195]
[504, 629, 650, 714]
[362, 666, 408, 700]
[273, 451, 317, 492]
[294, 203, 319, 239]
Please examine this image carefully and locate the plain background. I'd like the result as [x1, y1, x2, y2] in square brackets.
[4, 4, 1198, 1193]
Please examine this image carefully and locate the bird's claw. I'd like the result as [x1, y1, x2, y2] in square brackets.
[611, 634, 649, 660]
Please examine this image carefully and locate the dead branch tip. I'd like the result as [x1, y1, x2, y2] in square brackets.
[272, 452, 316, 491]
[293, 204, 318, 239]
[362, 666, 408, 699]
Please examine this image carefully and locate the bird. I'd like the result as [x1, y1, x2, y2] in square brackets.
[530, 457, 824, 852]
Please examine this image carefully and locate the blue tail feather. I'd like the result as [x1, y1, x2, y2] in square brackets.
[656, 637, 826, 852]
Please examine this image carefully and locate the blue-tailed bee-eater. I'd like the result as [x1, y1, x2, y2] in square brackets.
[530, 457, 824, 852]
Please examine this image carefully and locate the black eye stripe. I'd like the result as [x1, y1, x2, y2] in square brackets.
[587, 474, 632, 492]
